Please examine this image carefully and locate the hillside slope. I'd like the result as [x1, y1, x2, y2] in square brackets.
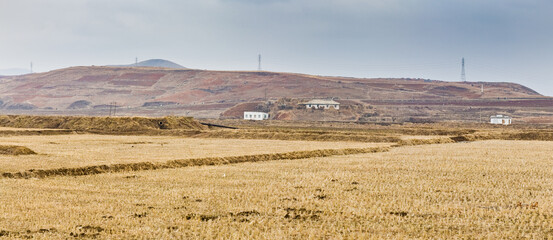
[0, 66, 549, 121]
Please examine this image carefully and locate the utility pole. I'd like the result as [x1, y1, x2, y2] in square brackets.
[258, 54, 261, 71]
[461, 57, 466, 82]
[30, 62, 33, 73]
[108, 102, 117, 116]
[135, 57, 138, 66]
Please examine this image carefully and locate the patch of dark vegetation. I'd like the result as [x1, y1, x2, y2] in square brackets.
[101, 215, 114, 219]
[281, 197, 298, 201]
[345, 187, 358, 192]
[284, 208, 322, 221]
[132, 212, 148, 218]
[314, 194, 327, 200]
[450, 135, 470, 142]
[230, 210, 261, 222]
[185, 210, 260, 222]
[184, 213, 220, 221]
[0, 145, 36, 155]
[0, 228, 57, 238]
[389, 211, 408, 217]
[0, 230, 14, 237]
[70, 225, 104, 238]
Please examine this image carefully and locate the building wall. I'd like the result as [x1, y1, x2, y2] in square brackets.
[244, 112, 269, 120]
[490, 118, 512, 125]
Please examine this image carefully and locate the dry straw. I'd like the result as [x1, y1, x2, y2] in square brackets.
[1, 147, 389, 179]
[0, 145, 37, 155]
[0, 115, 207, 133]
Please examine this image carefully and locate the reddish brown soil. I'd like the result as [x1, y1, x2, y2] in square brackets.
[0, 66, 548, 121]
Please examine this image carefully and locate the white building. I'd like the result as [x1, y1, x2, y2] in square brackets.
[490, 115, 512, 125]
[244, 111, 269, 120]
[302, 99, 340, 110]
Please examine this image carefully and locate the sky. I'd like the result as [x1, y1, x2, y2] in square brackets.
[1, 0, 553, 95]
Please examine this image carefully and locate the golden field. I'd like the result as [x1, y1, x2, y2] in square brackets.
[1, 139, 552, 239]
[0, 134, 387, 172]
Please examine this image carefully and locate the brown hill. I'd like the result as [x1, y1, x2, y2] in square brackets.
[0, 66, 550, 121]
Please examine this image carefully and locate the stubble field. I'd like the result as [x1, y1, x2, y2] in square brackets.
[1, 119, 553, 239]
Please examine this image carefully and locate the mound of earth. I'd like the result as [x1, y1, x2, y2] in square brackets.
[0, 145, 36, 155]
[0, 115, 207, 132]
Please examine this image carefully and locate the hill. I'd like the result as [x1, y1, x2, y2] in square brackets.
[0, 66, 551, 122]
[109, 59, 187, 69]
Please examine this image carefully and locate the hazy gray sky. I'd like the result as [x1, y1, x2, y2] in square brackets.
[1, 0, 552, 95]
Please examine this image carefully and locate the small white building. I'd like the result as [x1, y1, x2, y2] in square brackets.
[244, 111, 269, 120]
[490, 115, 512, 125]
[302, 99, 340, 110]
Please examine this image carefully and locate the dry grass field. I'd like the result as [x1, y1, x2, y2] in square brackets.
[1, 139, 553, 239]
[1, 116, 552, 238]
[0, 134, 387, 172]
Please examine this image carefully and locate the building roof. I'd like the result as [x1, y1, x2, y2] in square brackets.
[490, 114, 511, 119]
[244, 111, 268, 114]
[302, 99, 340, 105]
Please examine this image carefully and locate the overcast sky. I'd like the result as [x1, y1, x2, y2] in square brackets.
[1, 0, 552, 95]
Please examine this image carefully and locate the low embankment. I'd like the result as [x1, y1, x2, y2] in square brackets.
[1, 147, 389, 179]
[193, 129, 402, 142]
[0, 115, 207, 134]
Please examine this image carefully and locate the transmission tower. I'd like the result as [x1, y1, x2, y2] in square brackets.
[30, 62, 33, 73]
[258, 54, 261, 71]
[461, 57, 466, 82]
